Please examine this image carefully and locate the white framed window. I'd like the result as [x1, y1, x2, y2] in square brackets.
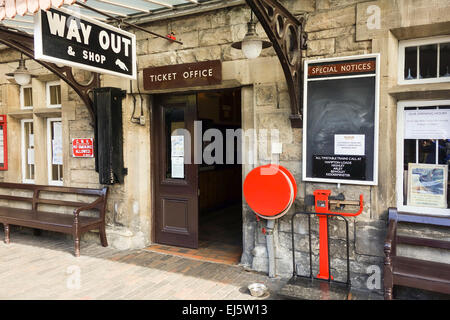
[20, 85, 33, 110]
[396, 100, 450, 216]
[398, 36, 450, 85]
[21, 119, 35, 183]
[47, 118, 63, 186]
[46, 81, 61, 108]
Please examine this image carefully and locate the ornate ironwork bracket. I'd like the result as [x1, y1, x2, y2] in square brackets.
[245, 0, 307, 128]
[0, 27, 99, 124]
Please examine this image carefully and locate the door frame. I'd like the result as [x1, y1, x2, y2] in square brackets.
[150, 87, 245, 246]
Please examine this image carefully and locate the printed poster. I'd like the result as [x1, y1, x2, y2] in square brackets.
[407, 163, 448, 208]
[171, 156, 184, 179]
[334, 134, 365, 156]
[404, 109, 450, 140]
[171, 135, 184, 157]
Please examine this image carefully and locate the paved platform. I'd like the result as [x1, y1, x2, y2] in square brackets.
[0, 230, 288, 300]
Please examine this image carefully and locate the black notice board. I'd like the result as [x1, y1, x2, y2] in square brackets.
[303, 55, 379, 185]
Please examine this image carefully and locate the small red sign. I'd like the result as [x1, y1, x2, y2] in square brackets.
[72, 138, 94, 158]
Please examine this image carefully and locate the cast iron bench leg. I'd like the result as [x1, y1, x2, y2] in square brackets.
[74, 236, 80, 257]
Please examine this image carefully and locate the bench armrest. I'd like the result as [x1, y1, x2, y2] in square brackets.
[73, 197, 106, 218]
[384, 218, 397, 258]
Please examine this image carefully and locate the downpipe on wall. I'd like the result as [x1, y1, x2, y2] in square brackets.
[266, 219, 276, 278]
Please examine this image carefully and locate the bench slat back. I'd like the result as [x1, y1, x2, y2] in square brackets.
[0, 182, 107, 212]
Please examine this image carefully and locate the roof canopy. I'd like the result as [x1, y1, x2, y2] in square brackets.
[0, 0, 215, 34]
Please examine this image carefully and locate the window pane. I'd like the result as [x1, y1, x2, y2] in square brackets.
[419, 44, 438, 79]
[50, 121, 63, 183]
[23, 121, 34, 181]
[23, 87, 33, 107]
[165, 107, 185, 180]
[404, 46, 417, 80]
[418, 139, 437, 163]
[404, 139, 416, 169]
[402, 106, 450, 209]
[49, 85, 61, 106]
[437, 139, 449, 165]
[439, 42, 450, 77]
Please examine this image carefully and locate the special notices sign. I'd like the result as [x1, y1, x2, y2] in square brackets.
[34, 8, 136, 79]
[143, 60, 222, 90]
[303, 54, 379, 185]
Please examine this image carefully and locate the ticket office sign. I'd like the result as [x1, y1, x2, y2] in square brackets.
[143, 60, 222, 90]
[34, 7, 136, 79]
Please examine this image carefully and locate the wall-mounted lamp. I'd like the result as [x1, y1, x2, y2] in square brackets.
[231, 12, 272, 59]
[6, 54, 33, 86]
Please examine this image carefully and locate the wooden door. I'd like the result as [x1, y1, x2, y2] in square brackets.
[153, 94, 198, 248]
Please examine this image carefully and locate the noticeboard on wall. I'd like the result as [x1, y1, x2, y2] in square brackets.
[302, 54, 380, 185]
[0, 115, 7, 171]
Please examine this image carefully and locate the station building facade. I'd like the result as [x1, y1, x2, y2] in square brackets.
[0, 0, 449, 292]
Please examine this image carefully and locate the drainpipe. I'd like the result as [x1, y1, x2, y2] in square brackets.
[266, 219, 276, 278]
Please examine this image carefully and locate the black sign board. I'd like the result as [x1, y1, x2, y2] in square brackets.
[34, 8, 136, 79]
[303, 54, 379, 185]
[312, 155, 366, 180]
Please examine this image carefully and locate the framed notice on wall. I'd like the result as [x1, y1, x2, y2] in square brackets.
[0, 115, 7, 171]
[302, 54, 380, 185]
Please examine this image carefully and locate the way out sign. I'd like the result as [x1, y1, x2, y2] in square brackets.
[34, 7, 136, 80]
[72, 138, 94, 158]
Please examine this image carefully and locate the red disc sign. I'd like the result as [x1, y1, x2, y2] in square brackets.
[243, 164, 298, 219]
[72, 139, 94, 158]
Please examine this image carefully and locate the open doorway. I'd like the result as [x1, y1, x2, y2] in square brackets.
[149, 88, 243, 265]
[197, 89, 242, 264]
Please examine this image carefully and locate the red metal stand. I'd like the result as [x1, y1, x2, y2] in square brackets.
[313, 190, 364, 281]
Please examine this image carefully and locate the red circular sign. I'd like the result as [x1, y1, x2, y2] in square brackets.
[243, 164, 298, 219]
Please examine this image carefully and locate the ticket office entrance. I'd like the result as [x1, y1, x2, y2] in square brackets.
[152, 89, 242, 253]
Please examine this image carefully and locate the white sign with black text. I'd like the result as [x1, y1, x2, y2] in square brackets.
[404, 109, 450, 140]
[335, 134, 365, 156]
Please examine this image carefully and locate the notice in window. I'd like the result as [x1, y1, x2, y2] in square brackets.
[334, 134, 365, 156]
[171, 156, 184, 179]
[404, 109, 450, 140]
[27, 148, 34, 165]
[171, 135, 184, 157]
[52, 140, 63, 165]
[407, 163, 448, 208]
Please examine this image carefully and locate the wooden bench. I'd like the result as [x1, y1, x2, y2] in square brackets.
[384, 208, 450, 299]
[0, 182, 109, 257]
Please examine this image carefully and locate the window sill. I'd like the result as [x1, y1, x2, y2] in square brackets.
[7, 110, 33, 119]
[389, 82, 450, 100]
[34, 107, 62, 118]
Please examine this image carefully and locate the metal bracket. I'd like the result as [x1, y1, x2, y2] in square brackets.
[0, 26, 99, 124]
[245, 0, 307, 128]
